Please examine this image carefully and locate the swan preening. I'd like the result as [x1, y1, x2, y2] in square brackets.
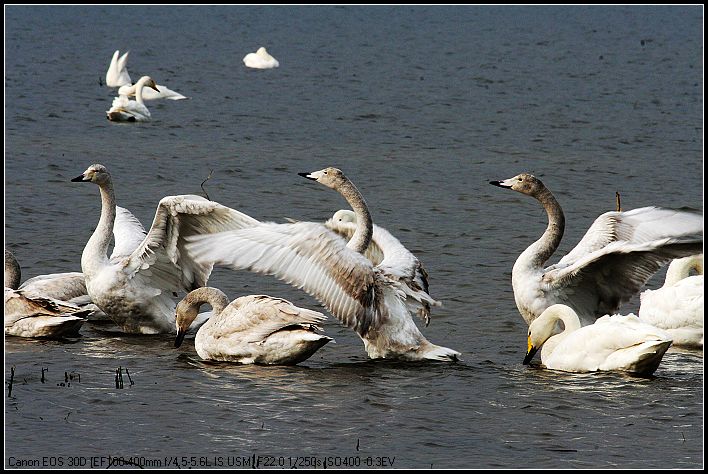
[243, 47, 279, 69]
[5, 249, 90, 338]
[524, 304, 673, 376]
[106, 50, 188, 100]
[175, 287, 332, 365]
[489, 173, 703, 326]
[186, 167, 460, 362]
[106, 75, 160, 122]
[71, 164, 260, 334]
[639, 254, 703, 348]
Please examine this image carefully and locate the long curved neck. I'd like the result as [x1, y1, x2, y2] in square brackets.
[540, 306, 581, 356]
[664, 255, 704, 287]
[519, 187, 565, 270]
[134, 78, 149, 105]
[184, 287, 230, 319]
[82, 179, 116, 277]
[337, 179, 373, 254]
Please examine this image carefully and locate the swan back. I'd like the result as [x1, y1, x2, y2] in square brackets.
[243, 47, 279, 69]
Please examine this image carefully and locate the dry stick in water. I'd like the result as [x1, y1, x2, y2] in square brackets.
[126, 368, 134, 386]
[200, 169, 214, 201]
[41, 367, 47, 383]
[615, 191, 622, 212]
[8, 366, 15, 398]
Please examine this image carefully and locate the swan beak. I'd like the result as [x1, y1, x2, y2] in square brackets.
[489, 179, 512, 189]
[523, 336, 538, 365]
[150, 84, 160, 92]
[298, 172, 317, 181]
[174, 329, 186, 348]
[71, 174, 87, 182]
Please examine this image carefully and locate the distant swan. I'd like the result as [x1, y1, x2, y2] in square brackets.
[106, 50, 188, 100]
[524, 304, 672, 376]
[71, 164, 260, 334]
[490, 173, 703, 326]
[5, 250, 89, 338]
[106, 75, 160, 122]
[243, 47, 279, 69]
[639, 254, 703, 348]
[187, 167, 460, 361]
[175, 287, 332, 365]
[325, 209, 440, 326]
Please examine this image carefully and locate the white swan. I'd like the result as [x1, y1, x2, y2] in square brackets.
[243, 47, 279, 69]
[639, 254, 703, 348]
[106, 49, 188, 100]
[524, 304, 673, 376]
[489, 173, 703, 326]
[175, 287, 333, 365]
[325, 209, 440, 326]
[106, 75, 160, 122]
[71, 164, 260, 334]
[186, 167, 460, 361]
[5, 250, 89, 338]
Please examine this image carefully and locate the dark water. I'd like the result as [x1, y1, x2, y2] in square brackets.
[4, 5, 703, 469]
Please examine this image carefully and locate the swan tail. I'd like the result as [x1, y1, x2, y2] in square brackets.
[417, 342, 462, 362]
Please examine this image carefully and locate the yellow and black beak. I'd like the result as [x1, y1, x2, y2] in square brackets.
[523, 336, 538, 365]
[174, 329, 186, 348]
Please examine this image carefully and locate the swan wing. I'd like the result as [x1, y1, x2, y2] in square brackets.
[324, 219, 385, 264]
[142, 84, 188, 101]
[110, 206, 148, 260]
[18, 272, 87, 301]
[186, 221, 381, 336]
[123, 195, 261, 294]
[105, 50, 132, 88]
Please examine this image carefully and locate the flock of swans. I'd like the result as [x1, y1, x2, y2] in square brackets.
[5, 162, 703, 375]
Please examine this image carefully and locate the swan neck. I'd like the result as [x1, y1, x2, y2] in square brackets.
[134, 78, 148, 105]
[82, 180, 116, 276]
[523, 188, 565, 269]
[184, 287, 230, 319]
[5, 249, 21, 290]
[337, 179, 373, 254]
[664, 255, 703, 286]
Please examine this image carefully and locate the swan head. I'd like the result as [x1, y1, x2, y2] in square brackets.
[489, 173, 546, 197]
[332, 209, 356, 224]
[71, 164, 111, 185]
[256, 47, 268, 56]
[135, 75, 160, 93]
[298, 167, 348, 190]
[523, 304, 577, 364]
[174, 297, 201, 348]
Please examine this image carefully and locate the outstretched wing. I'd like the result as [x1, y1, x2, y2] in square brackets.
[110, 206, 148, 260]
[105, 50, 132, 88]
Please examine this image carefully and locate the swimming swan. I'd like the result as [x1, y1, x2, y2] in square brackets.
[489, 173, 703, 326]
[524, 304, 672, 376]
[639, 254, 703, 348]
[243, 47, 279, 69]
[71, 164, 260, 334]
[4, 249, 90, 338]
[106, 50, 188, 100]
[325, 209, 440, 326]
[106, 75, 160, 122]
[186, 167, 460, 362]
[175, 287, 332, 365]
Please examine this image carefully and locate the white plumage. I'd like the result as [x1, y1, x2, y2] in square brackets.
[243, 47, 279, 69]
[106, 75, 160, 122]
[105, 49, 188, 100]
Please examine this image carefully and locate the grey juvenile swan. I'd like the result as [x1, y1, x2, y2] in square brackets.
[490, 173, 703, 326]
[71, 164, 259, 334]
[175, 287, 332, 365]
[187, 167, 460, 361]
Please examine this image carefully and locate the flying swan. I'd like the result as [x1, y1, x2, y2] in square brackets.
[174, 287, 332, 365]
[186, 167, 460, 361]
[639, 254, 703, 348]
[489, 173, 703, 326]
[106, 49, 188, 100]
[243, 47, 279, 69]
[71, 164, 260, 334]
[524, 304, 673, 376]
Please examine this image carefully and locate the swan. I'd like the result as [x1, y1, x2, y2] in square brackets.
[639, 254, 703, 348]
[524, 304, 673, 376]
[243, 47, 279, 69]
[186, 167, 460, 362]
[106, 75, 160, 122]
[325, 209, 440, 326]
[71, 163, 260, 334]
[174, 287, 333, 365]
[489, 173, 703, 326]
[106, 50, 188, 100]
[5, 250, 89, 338]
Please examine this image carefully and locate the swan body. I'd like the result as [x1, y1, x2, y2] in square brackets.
[325, 209, 440, 326]
[106, 50, 188, 100]
[490, 173, 703, 326]
[71, 164, 260, 334]
[106, 75, 160, 122]
[524, 304, 672, 375]
[175, 287, 332, 365]
[639, 254, 703, 348]
[243, 47, 279, 69]
[5, 289, 90, 338]
[186, 168, 460, 362]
